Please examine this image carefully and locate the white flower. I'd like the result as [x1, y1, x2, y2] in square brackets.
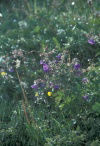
[57, 29, 65, 35]
[0, 13, 3, 17]
[16, 59, 21, 68]
[72, 2, 75, 5]
[18, 20, 28, 29]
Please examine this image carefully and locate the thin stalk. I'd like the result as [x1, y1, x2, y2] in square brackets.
[24, 0, 33, 14]
[34, 0, 37, 14]
[22, 100, 30, 124]
[16, 69, 36, 125]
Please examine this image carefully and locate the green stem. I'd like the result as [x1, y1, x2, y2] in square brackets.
[34, 0, 37, 14]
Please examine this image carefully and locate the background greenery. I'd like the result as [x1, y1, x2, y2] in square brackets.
[0, 0, 100, 145]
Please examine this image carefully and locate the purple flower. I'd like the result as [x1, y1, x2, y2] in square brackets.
[82, 95, 89, 100]
[40, 60, 44, 65]
[9, 68, 14, 72]
[43, 63, 49, 72]
[54, 85, 59, 90]
[74, 63, 81, 70]
[55, 60, 59, 64]
[88, 39, 95, 45]
[82, 78, 89, 83]
[56, 54, 61, 61]
[31, 84, 38, 89]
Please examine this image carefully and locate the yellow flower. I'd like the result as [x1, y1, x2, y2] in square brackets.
[35, 92, 39, 97]
[1, 72, 7, 76]
[47, 92, 52, 96]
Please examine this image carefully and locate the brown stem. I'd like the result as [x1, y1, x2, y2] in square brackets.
[22, 100, 30, 124]
[16, 69, 36, 125]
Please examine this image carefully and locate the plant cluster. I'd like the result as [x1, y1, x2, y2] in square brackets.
[0, 0, 100, 145]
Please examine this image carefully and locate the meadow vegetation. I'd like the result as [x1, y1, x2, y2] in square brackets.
[0, 0, 100, 145]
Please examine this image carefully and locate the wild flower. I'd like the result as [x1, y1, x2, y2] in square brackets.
[18, 20, 28, 29]
[74, 63, 81, 70]
[49, 82, 54, 87]
[56, 54, 61, 61]
[72, 2, 75, 5]
[82, 95, 89, 100]
[82, 78, 89, 83]
[55, 54, 62, 64]
[35, 92, 39, 97]
[54, 85, 59, 90]
[16, 59, 21, 68]
[43, 63, 49, 72]
[31, 84, 38, 89]
[1, 72, 7, 76]
[40, 60, 44, 65]
[9, 67, 14, 72]
[88, 39, 95, 45]
[47, 92, 52, 96]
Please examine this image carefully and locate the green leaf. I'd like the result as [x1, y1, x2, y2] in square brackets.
[34, 26, 41, 33]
